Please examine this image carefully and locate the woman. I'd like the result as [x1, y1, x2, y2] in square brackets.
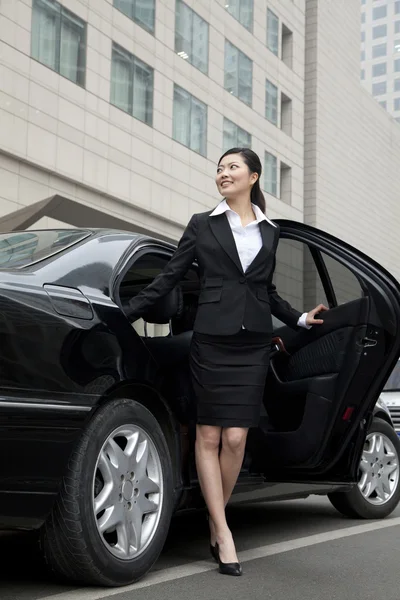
[127, 148, 327, 576]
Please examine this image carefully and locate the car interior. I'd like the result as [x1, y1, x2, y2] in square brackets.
[117, 239, 386, 472]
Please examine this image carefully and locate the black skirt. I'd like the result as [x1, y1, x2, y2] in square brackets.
[189, 329, 271, 428]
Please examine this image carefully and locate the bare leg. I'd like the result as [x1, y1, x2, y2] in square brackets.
[208, 427, 249, 549]
[195, 425, 238, 563]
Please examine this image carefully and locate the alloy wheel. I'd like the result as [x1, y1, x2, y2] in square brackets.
[92, 424, 164, 560]
[358, 431, 399, 505]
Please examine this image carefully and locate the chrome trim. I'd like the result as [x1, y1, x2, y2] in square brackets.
[0, 400, 91, 411]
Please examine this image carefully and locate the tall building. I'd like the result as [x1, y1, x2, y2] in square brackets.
[360, 0, 400, 122]
[1, 0, 400, 313]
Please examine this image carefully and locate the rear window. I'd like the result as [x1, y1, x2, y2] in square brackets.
[0, 230, 91, 268]
[384, 361, 400, 392]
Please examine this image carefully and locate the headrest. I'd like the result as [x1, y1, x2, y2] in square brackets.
[141, 286, 183, 324]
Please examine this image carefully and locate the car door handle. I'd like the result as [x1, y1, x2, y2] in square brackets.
[361, 337, 378, 348]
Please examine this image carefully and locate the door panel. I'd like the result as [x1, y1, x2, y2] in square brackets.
[253, 222, 400, 483]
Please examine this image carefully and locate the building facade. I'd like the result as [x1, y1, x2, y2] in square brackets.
[1, 0, 400, 317]
[360, 0, 400, 122]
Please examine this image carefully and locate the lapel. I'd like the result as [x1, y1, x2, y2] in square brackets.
[245, 219, 276, 274]
[208, 213, 244, 274]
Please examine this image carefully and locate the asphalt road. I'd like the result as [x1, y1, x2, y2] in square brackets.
[3, 496, 400, 600]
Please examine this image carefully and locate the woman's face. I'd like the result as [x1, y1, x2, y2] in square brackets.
[216, 153, 258, 199]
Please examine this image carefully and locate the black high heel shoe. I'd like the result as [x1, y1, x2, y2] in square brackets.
[210, 542, 219, 563]
[217, 543, 242, 576]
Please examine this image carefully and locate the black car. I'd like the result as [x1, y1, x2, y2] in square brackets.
[1, 223, 400, 587]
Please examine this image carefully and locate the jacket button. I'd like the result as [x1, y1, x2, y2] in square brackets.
[239, 277, 246, 284]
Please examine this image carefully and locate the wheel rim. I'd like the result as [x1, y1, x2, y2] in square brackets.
[358, 431, 399, 505]
[92, 424, 164, 560]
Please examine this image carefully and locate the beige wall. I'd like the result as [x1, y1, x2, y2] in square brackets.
[304, 0, 400, 281]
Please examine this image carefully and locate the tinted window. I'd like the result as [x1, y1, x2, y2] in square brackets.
[0, 230, 90, 268]
[384, 361, 400, 391]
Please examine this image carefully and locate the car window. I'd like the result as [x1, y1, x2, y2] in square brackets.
[273, 238, 363, 329]
[384, 361, 400, 391]
[0, 230, 91, 268]
[120, 250, 199, 337]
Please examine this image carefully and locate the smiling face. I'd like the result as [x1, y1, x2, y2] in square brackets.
[216, 153, 258, 200]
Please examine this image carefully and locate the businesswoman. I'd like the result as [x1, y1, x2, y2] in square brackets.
[127, 148, 327, 576]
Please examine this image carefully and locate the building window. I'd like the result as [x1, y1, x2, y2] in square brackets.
[267, 9, 279, 56]
[113, 0, 155, 33]
[361, 69, 365, 80]
[264, 152, 277, 197]
[281, 92, 292, 135]
[372, 43, 387, 58]
[395, 78, 400, 91]
[373, 24, 387, 39]
[361, 31, 366, 42]
[395, 41, 400, 54]
[395, 58, 400, 72]
[225, 0, 253, 32]
[281, 23, 293, 68]
[175, 1, 208, 74]
[394, 98, 400, 111]
[223, 118, 251, 151]
[111, 43, 153, 125]
[361, 12, 366, 24]
[361, 50, 366, 61]
[224, 40, 253, 106]
[280, 162, 291, 204]
[173, 85, 207, 156]
[265, 79, 278, 125]
[372, 62, 387, 77]
[396, 1, 400, 15]
[395, 21, 400, 34]
[373, 5, 387, 19]
[379, 100, 387, 109]
[372, 81, 387, 96]
[31, 0, 86, 87]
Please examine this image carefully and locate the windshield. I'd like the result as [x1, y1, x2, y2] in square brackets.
[0, 230, 91, 268]
[384, 361, 400, 392]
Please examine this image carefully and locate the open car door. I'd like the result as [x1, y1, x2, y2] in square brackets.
[250, 220, 400, 484]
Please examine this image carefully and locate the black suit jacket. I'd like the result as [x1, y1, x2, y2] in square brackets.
[127, 210, 302, 335]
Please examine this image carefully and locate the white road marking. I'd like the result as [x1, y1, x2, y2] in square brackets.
[41, 516, 400, 600]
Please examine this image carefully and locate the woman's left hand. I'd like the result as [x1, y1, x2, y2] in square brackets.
[306, 303, 329, 326]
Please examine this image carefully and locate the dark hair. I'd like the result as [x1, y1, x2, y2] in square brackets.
[218, 147, 266, 213]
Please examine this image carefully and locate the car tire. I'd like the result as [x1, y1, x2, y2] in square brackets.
[41, 398, 174, 586]
[328, 417, 400, 519]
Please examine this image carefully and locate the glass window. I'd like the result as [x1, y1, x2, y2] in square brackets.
[267, 9, 279, 56]
[31, 0, 86, 86]
[383, 361, 400, 391]
[113, 0, 155, 33]
[361, 69, 365, 80]
[173, 85, 207, 156]
[372, 43, 387, 58]
[396, 1, 400, 14]
[0, 230, 91, 269]
[373, 24, 387, 39]
[372, 81, 387, 95]
[379, 100, 387, 109]
[395, 79, 400, 91]
[361, 50, 366, 61]
[224, 40, 253, 106]
[373, 5, 387, 19]
[111, 43, 153, 125]
[361, 31, 366, 42]
[395, 40, 400, 54]
[175, 1, 209, 74]
[223, 118, 251, 151]
[372, 62, 387, 77]
[395, 58, 400, 72]
[361, 12, 366, 24]
[395, 21, 400, 34]
[225, 0, 253, 32]
[265, 79, 278, 125]
[394, 98, 400, 111]
[264, 151, 277, 197]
